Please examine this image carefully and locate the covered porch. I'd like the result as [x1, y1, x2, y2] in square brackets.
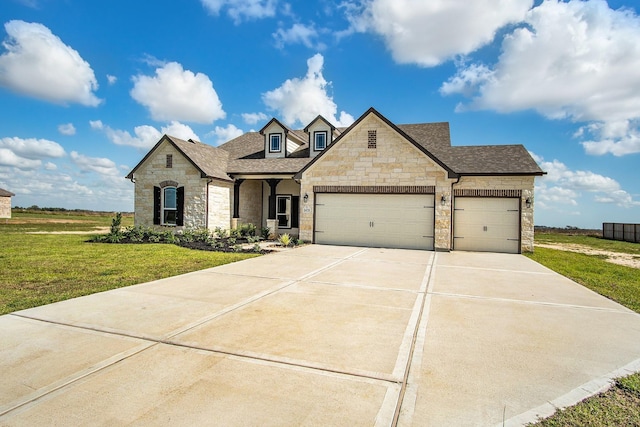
[231, 175, 301, 238]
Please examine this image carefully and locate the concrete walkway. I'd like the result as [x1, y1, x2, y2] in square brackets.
[1, 246, 640, 426]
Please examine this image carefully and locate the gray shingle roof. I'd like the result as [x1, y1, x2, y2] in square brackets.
[0, 188, 15, 197]
[398, 122, 544, 175]
[127, 109, 544, 181]
[125, 135, 232, 182]
[168, 136, 231, 181]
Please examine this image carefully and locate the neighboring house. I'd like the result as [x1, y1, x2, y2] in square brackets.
[0, 188, 15, 219]
[126, 107, 545, 253]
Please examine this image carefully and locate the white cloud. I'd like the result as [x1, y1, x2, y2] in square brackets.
[242, 112, 268, 125]
[200, 0, 278, 23]
[273, 23, 325, 50]
[262, 53, 354, 127]
[70, 151, 120, 177]
[106, 74, 117, 85]
[0, 148, 41, 169]
[0, 136, 65, 159]
[531, 152, 639, 208]
[441, 0, 640, 156]
[341, 0, 532, 67]
[92, 120, 200, 149]
[0, 20, 101, 106]
[207, 124, 244, 145]
[58, 123, 76, 136]
[130, 61, 225, 124]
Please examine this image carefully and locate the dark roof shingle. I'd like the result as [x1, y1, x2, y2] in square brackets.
[0, 188, 15, 197]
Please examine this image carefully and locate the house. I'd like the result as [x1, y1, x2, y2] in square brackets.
[126, 107, 545, 253]
[0, 188, 14, 219]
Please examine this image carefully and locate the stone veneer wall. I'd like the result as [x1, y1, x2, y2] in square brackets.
[132, 141, 209, 229]
[236, 180, 263, 228]
[0, 196, 11, 218]
[454, 176, 536, 252]
[208, 181, 232, 230]
[300, 114, 453, 249]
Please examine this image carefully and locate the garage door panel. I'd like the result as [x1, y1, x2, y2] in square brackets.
[314, 194, 434, 250]
[454, 197, 520, 254]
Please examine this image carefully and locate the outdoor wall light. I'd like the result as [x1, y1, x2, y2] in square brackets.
[303, 193, 309, 203]
[525, 197, 532, 208]
[440, 195, 447, 206]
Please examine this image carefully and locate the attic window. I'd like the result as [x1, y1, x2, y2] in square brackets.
[166, 154, 173, 168]
[368, 130, 377, 149]
[314, 131, 327, 151]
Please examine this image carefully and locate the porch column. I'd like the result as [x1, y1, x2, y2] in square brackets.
[265, 179, 281, 238]
[233, 179, 244, 219]
[266, 179, 281, 219]
[231, 179, 244, 230]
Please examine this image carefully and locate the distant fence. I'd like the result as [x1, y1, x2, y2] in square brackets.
[603, 223, 640, 243]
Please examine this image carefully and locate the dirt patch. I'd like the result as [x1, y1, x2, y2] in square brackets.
[536, 243, 640, 269]
[10, 218, 90, 224]
[26, 227, 111, 235]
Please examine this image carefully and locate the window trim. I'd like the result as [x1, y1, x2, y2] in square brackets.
[314, 131, 327, 151]
[269, 133, 282, 153]
[162, 186, 178, 226]
[276, 194, 291, 229]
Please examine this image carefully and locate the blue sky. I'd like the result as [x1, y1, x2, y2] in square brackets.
[0, 0, 639, 228]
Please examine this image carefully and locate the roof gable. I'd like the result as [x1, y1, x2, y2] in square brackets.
[295, 107, 457, 179]
[125, 135, 232, 182]
[303, 115, 336, 133]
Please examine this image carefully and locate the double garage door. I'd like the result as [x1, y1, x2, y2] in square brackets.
[453, 197, 520, 254]
[314, 194, 521, 253]
[314, 193, 434, 250]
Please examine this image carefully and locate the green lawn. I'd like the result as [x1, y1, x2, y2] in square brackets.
[1, 210, 134, 232]
[0, 213, 258, 315]
[526, 233, 640, 426]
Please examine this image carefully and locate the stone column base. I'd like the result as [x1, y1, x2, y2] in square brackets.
[266, 219, 278, 239]
[231, 218, 239, 230]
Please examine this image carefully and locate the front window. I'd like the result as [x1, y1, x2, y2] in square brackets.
[270, 134, 282, 152]
[314, 131, 327, 151]
[163, 187, 177, 225]
[276, 195, 291, 228]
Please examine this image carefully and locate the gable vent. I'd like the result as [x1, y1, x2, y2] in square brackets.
[368, 130, 377, 149]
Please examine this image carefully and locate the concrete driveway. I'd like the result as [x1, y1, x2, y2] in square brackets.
[1, 245, 640, 426]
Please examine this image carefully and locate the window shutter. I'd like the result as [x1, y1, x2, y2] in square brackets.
[291, 196, 299, 228]
[153, 186, 161, 225]
[176, 186, 184, 226]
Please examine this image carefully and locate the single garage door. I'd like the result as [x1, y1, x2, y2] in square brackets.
[315, 193, 434, 250]
[453, 197, 520, 253]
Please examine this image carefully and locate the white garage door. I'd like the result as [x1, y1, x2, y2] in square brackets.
[453, 197, 520, 253]
[314, 193, 434, 250]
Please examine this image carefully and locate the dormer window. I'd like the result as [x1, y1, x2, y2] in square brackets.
[269, 134, 282, 153]
[314, 131, 327, 151]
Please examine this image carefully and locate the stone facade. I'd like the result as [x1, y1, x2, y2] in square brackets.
[236, 180, 263, 227]
[132, 140, 216, 229]
[454, 176, 536, 252]
[0, 196, 11, 218]
[208, 181, 232, 230]
[299, 114, 454, 250]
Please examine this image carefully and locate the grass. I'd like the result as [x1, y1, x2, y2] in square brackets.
[527, 247, 640, 312]
[0, 211, 258, 315]
[526, 233, 640, 426]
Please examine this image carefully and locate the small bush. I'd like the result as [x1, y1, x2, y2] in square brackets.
[278, 233, 291, 247]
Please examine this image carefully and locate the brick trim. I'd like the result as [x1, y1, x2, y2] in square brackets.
[313, 185, 435, 194]
[453, 189, 522, 197]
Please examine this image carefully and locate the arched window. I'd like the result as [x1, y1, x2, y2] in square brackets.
[163, 187, 177, 225]
[153, 184, 184, 226]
